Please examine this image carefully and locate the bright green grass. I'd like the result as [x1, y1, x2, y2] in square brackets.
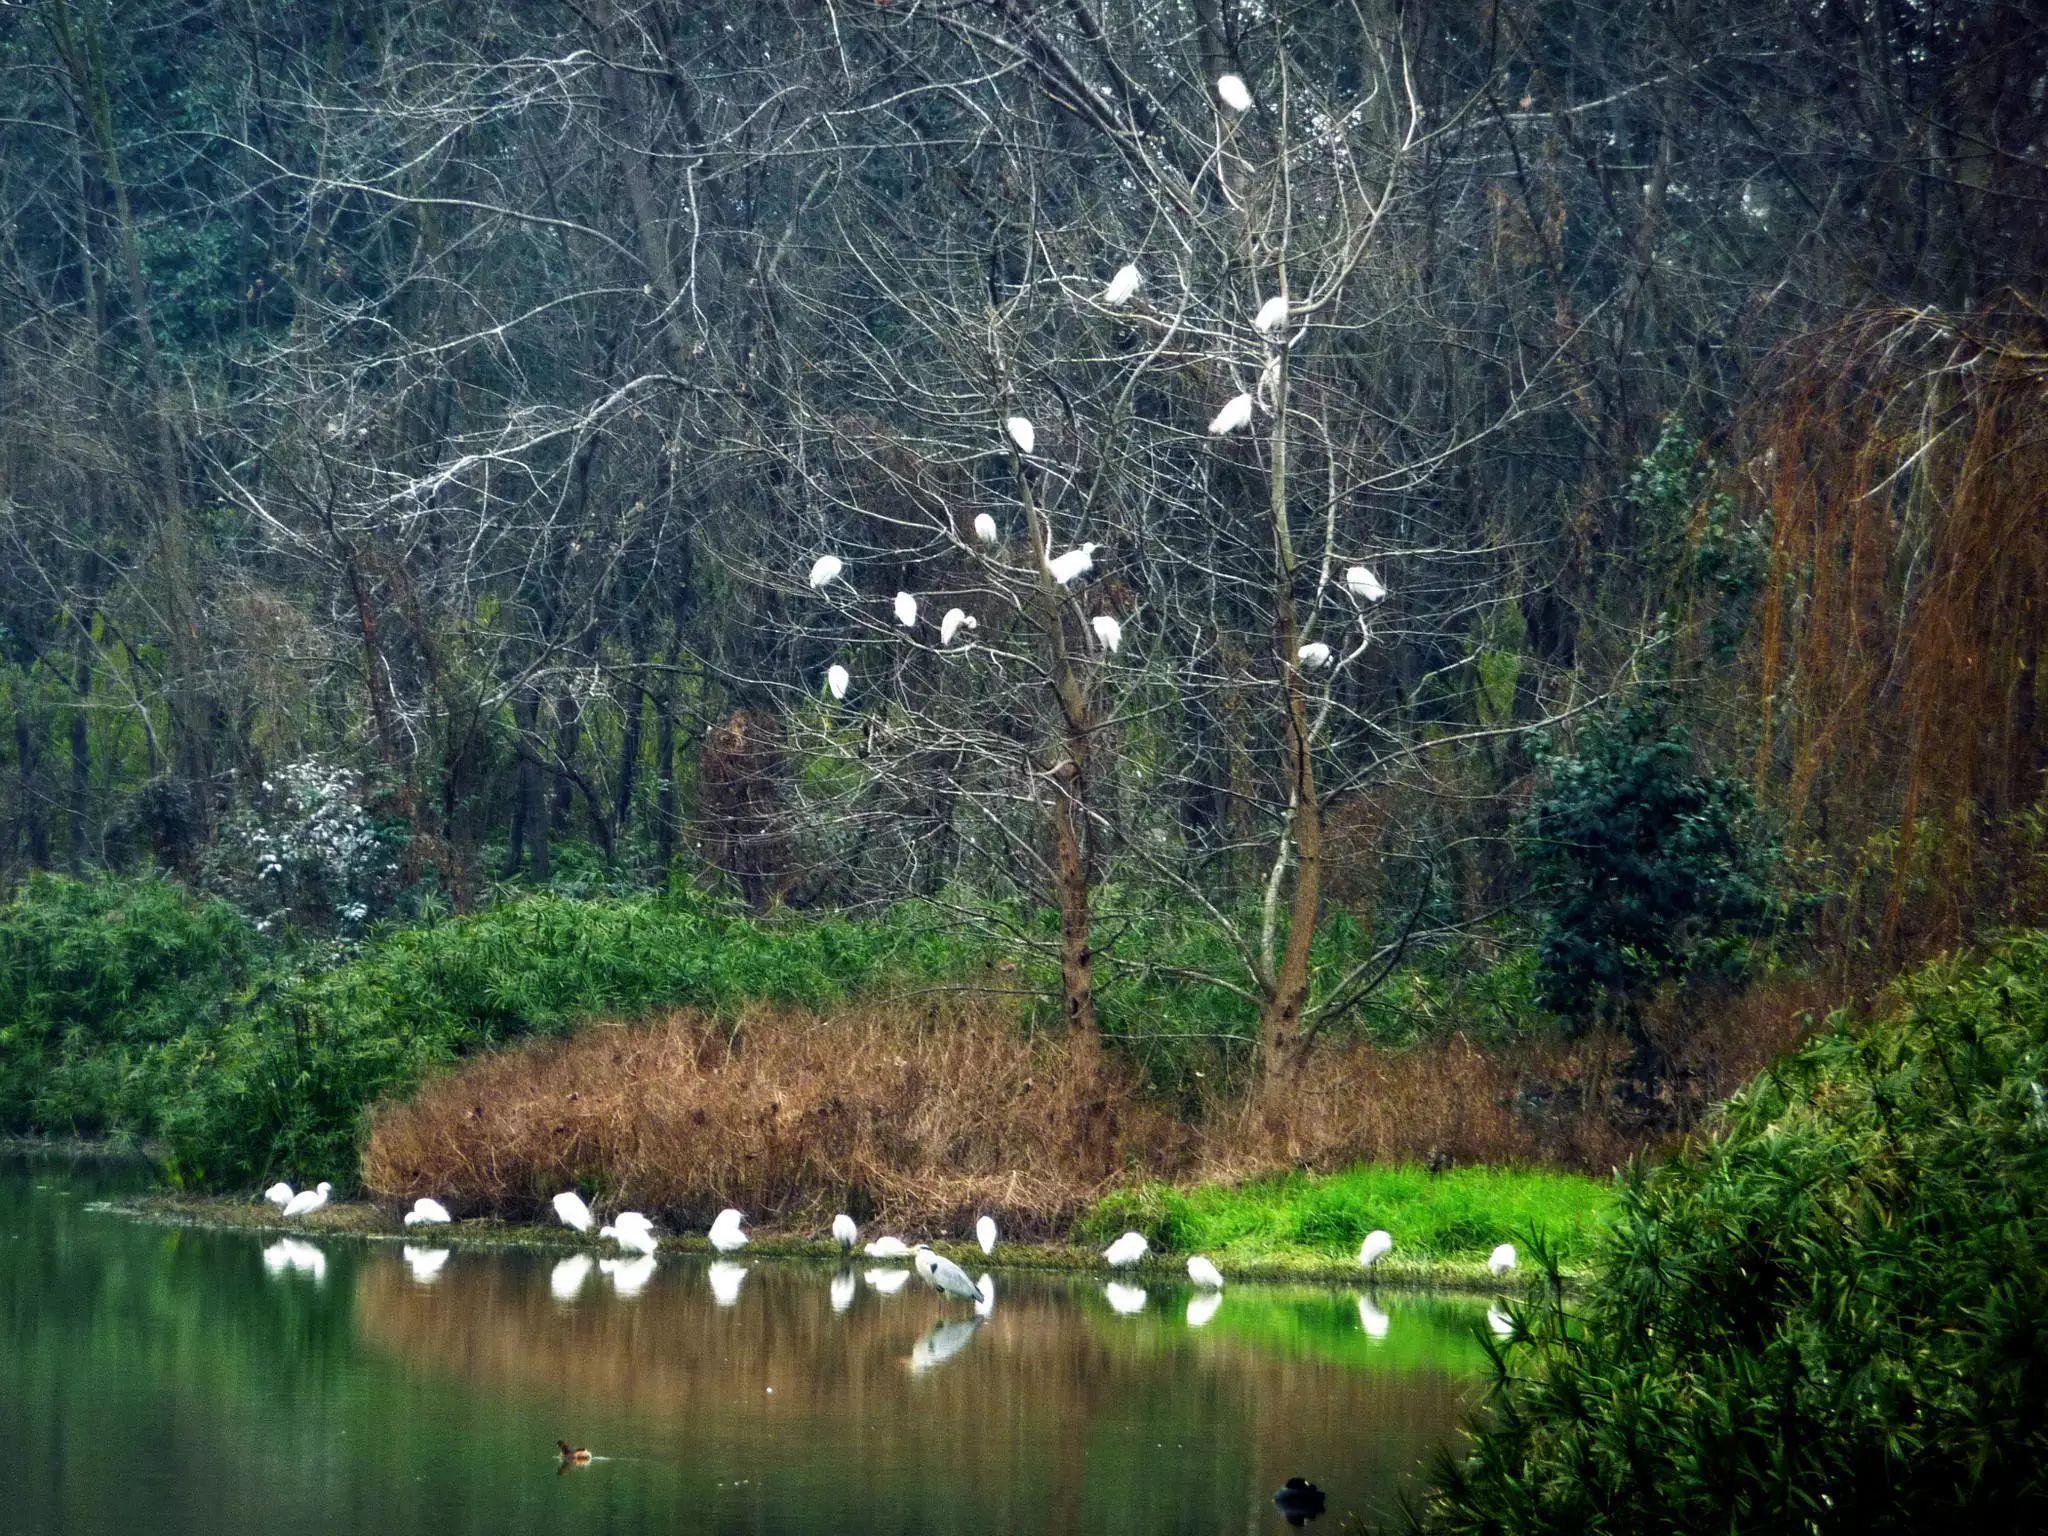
[1083, 1162, 1618, 1273]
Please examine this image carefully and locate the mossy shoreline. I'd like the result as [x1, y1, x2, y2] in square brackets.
[113, 1189, 1596, 1291]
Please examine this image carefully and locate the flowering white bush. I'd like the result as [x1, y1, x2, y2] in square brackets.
[205, 758, 403, 935]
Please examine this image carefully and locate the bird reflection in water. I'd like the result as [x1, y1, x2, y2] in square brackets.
[829, 1270, 857, 1312]
[602, 1255, 657, 1297]
[1186, 1290, 1224, 1328]
[909, 1316, 983, 1374]
[1104, 1281, 1147, 1316]
[261, 1238, 327, 1283]
[549, 1254, 592, 1301]
[864, 1267, 912, 1296]
[707, 1261, 748, 1307]
[1357, 1295, 1389, 1340]
[402, 1244, 450, 1286]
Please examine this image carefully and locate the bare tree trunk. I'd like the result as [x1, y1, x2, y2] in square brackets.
[68, 637, 91, 870]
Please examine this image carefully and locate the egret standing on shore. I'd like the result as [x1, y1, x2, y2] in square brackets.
[404, 1197, 451, 1226]
[1488, 1242, 1517, 1277]
[1187, 1255, 1224, 1289]
[264, 1181, 294, 1208]
[833, 1213, 859, 1251]
[709, 1208, 749, 1252]
[1358, 1229, 1393, 1270]
[1103, 1231, 1149, 1269]
[552, 1191, 594, 1233]
[864, 1235, 911, 1260]
[976, 1216, 998, 1256]
[282, 1182, 331, 1218]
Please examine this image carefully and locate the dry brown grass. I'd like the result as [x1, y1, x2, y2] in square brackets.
[363, 976, 1832, 1231]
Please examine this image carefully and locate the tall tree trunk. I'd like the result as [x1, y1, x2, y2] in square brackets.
[68, 638, 92, 870]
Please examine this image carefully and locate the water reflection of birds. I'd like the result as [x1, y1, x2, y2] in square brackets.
[829, 1270, 857, 1312]
[1104, 1282, 1147, 1316]
[1186, 1290, 1224, 1328]
[909, 1317, 984, 1374]
[603, 1255, 657, 1297]
[707, 1261, 748, 1307]
[1356, 1295, 1389, 1339]
[263, 1237, 327, 1282]
[402, 1244, 450, 1285]
[549, 1254, 593, 1301]
[864, 1267, 912, 1296]
[1273, 1477, 1327, 1526]
[1486, 1303, 1514, 1337]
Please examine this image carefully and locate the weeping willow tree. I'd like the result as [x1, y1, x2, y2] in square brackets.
[1749, 303, 2048, 968]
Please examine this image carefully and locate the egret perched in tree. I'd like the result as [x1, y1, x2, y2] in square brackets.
[404, 1197, 452, 1226]
[825, 664, 850, 701]
[833, 1213, 859, 1251]
[549, 1254, 592, 1300]
[939, 608, 977, 645]
[1488, 1242, 1517, 1277]
[552, 1191, 594, 1233]
[807, 553, 844, 590]
[1215, 73, 1253, 112]
[1358, 1229, 1393, 1269]
[264, 1181, 294, 1208]
[1090, 614, 1122, 653]
[911, 1244, 982, 1306]
[708, 1261, 748, 1306]
[893, 591, 918, 627]
[1102, 263, 1142, 305]
[1005, 415, 1036, 455]
[1345, 564, 1387, 602]
[830, 1271, 857, 1312]
[976, 1215, 998, 1256]
[1358, 1295, 1391, 1339]
[1254, 294, 1290, 334]
[1187, 1255, 1225, 1289]
[972, 512, 999, 544]
[1103, 1231, 1149, 1268]
[1297, 641, 1332, 670]
[1105, 1281, 1148, 1315]
[1047, 543, 1099, 585]
[1187, 1290, 1224, 1328]
[865, 1266, 912, 1295]
[283, 1181, 331, 1218]
[403, 1244, 450, 1284]
[864, 1235, 912, 1259]
[709, 1208, 749, 1252]
[1208, 392, 1255, 435]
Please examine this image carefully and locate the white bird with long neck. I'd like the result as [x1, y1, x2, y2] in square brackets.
[1208, 392, 1255, 436]
[552, 1191, 594, 1233]
[832, 1213, 859, 1251]
[1090, 615, 1123, 653]
[1005, 415, 1035, 456]
[708, 1208, 749, 1253]
[1046, 543, 1099, 585]
[972, 513, 999, 544]
[825, 664, 850, 701]
[911, 1244, 982, 1306]
[263, 1181, 294, 1209]
[893, 591, 918, 627]
[1187, 1255, 1224, 1289]
[1215, 73, 1253, 112]
[976, 1215, 998, 1256]
[1254, 295, 1290, 334]
[1359, 1229, 1393, 1269]
[282, 1182, 331, 1218]
[403, 1198, 451, 1227]
[1101, 263, 1142, 305]
[939, 608, 977, 646]
[807, 554, 844, 590]
[1102, 1231, 1148, 1269]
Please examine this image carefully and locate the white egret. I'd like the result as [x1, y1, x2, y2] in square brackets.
[829, 1270, 857, 1312]
[893, 591, 918, 627]
[1487, 1302, 1514, 1337]
[864, 1235, 912, 1259]
[282, 1181, 331, 1218]
[1345, 564, 1387, 602]
[864, 1266, 913, 1295]
[1090, 615, 1122, 653]
[1102, 1231, 1149, 1269]
[264, 1181, 294, 1208]
[612, 1210, 654, 1234]
[404, 1197, 452, 1226]
[1102, 263, 1142, 305]
[600, 1221, 657, 1257]
[911, 1244, 982, 1306]
[807, 554, 844, 590]
[824, 664, 850, 701]
[1005, 415, 1036, 455]
[1297, 641, 1332, 670]
[709, 1207, 749, 1252]
[549, 1254, 593, 1300]
[1488, 1242, 1517, 1277]
[939, 608, 977, 645]
[1104, 1281, 1148, 1315]
[910, 1317, 984, 1373]
[1208, 392, 1255, 436]
[1215, 73, 1253, 112]
[610, 1255, 657, 1297]
[1047, 543, 1099, 585]
[833, 1213, 859, 1251]
[1187, 1255, 1225, 1289]
[1358, 1229, 1393, 1269]
[976, 1215, 998, 1256]
[1187, 1290, 1224, 1328]
[974, 1273, 996, 1319]
[972, 512, 999, 544]
[1358, 1295, 1390, 1339]
[708, 1261, 749, 1307]
[403, 1245, 451, 1285]
[552, 1191, 594, 1233]
[1254, 295, 1290, 334]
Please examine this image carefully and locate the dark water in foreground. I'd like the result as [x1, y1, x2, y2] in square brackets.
[0, 1153, 1491, 1535]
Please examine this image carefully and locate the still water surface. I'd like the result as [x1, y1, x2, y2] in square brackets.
[1, 1154, 1490, 1534]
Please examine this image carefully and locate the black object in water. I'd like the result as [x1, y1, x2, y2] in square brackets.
[1273, 1477, 1327, 1526]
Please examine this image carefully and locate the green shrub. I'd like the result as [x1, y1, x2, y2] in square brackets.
[1417, 933, 2048, 1532]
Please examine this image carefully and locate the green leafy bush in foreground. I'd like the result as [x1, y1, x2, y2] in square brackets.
[1418, 933, 2048, 1532]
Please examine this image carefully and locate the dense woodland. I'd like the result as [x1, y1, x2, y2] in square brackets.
[2, 0, 2044, 1086]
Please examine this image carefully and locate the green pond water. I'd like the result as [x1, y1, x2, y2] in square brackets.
[0, 1153, 1495, 1534]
